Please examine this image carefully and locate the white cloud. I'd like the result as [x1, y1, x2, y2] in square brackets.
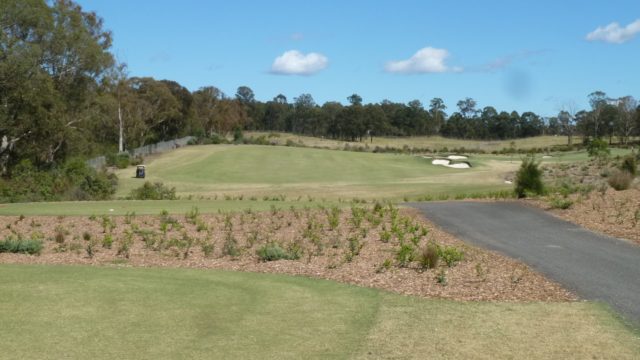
[270, 50, 328, 75]
[586, 19, 640, 44]
[385, 47, 462, 74]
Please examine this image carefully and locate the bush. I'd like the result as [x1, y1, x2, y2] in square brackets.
[106, 152, 131, 169]
[620, 154, 637, 176]
[395, 244, 415, 267]
[514, 156, 544, 198]
[129, 181, 176, 200]
[438, 246, 464, 267]
[0, 159, 117, 203]
[418, 242, 439, 269]
[0, 236, 43, 255]
[549, 197, 573, 209]
[256, 243, 300, 261]
[233, 127, 244, 143]
[607, 170, 633, 191]
[587, 138, 610, 159]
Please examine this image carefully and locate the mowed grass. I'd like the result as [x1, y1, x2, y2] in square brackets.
[115, 145, 514, 200]
[1, 264, 638, 359]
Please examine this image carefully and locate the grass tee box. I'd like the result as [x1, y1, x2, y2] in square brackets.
[0, 264, 638, 359]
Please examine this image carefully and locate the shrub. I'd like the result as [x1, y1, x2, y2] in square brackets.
[549, 197, 573, 209]
[233, 127, 244, 143]
[586, 138, 610, 159]
[418, 242, 440, 269]
[439, 246, 464, 267]
[106, 152, 131, 169]
[0, 237, 43, 255]
[395, 244, 415, 267]
[201, 243, 214, 257]
[102, 234, 113, 249]
[222, 234, 239, 257]
[607, 170, 633, 191]
[129, 181, 176, 200]
[514, 156, 544, 198]
[620, 155, 637, 176]
[256, 243, 299, 261]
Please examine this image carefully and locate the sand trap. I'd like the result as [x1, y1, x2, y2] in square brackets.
[446, 163, 471, 169]
[504, 180, 513, 184]
[432, 159, 471, 169]
[542, 155, 553, 159]
[447, 155, 468, 160]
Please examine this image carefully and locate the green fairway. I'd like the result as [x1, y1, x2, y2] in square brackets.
[0, 264, 638, 359]
[115, 145, 514, 200]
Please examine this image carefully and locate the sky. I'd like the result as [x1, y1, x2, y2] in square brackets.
[77, 0, 640, 117]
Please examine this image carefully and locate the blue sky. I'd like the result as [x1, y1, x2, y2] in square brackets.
[78, 0, 639, 116]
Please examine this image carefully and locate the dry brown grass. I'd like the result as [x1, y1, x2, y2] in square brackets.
[247, 131, 574, 152]
[357, 294, 640, 359]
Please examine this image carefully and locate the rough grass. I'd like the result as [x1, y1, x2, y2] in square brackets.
[247, 132, 575, 152]
[1, 264, 638, 360]
[114, 145, 514, 200]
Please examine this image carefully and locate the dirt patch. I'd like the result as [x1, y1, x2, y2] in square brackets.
[530, 187, 640, 245]
[0, 206, 574, 302]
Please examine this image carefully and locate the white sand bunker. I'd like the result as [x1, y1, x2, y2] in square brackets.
[447, 155, 468, 160]
[432, 159, 471, 169]
[542, 155, 553, 159]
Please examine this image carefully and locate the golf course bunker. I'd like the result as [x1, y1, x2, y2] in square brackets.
[431, 158, 471, 169]
[447, 155, 468, 160]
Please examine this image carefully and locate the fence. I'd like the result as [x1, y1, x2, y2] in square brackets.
[86, 136, 195, 169]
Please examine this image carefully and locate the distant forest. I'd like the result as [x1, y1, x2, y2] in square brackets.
[2, 0, 639, 176]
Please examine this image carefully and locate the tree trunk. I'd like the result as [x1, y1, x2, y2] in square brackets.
[118, 101, 124, 153]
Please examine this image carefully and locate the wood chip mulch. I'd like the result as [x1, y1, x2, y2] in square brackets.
[529, 187, 640, 245]
[0, 207, 575, 302]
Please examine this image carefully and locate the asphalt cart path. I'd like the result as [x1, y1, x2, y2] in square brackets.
[411, 201, 640, 326]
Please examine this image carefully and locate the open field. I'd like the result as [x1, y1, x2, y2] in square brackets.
[0, 264, 637, 360]
[115, 145, 515, 200]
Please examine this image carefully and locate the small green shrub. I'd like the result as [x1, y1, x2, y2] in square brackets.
[256, 243, 299, 262]
[620, 155, 637, 176]
[106, 152, 131, 169]
[222, 233, 239, 257]
[130, 181, 176, 200]
[586, 138, 610, 160]
[102, 234, 113, 249]
[395, 244, 415, 267]
[549, 197, 573, 209]
[439, 246, 464, 267]
[514, 156, 544, 198]
[0, 237, 43, 255]
[608, 170, 633, 191]
[201, 243, 214, 257]
[418, 242, 440, 269]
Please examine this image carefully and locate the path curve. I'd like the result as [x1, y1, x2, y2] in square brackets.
[411, 201, 640, 326]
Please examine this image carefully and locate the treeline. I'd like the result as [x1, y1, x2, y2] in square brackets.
[2, 0, 640, 181]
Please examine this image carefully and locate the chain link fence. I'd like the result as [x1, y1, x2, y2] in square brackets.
[86, 136, 195, 169]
